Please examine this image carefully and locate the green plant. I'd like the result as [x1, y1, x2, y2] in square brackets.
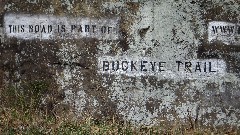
[0, 81, 49, 111]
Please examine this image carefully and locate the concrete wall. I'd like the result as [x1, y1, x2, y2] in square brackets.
[0, 0, 239, 129]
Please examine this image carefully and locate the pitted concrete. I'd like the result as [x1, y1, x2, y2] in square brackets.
[0, 0, 239, 129]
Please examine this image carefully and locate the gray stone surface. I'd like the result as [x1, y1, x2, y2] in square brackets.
[0, 0, 239, 129]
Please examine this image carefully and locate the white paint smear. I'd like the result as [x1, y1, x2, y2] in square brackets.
[4, 13, 119, 40]
[98, 56, 226, 79]
[208, 21, 240, 45]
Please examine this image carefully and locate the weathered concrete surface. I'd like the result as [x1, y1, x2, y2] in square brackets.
[0, 0, 240, 130]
